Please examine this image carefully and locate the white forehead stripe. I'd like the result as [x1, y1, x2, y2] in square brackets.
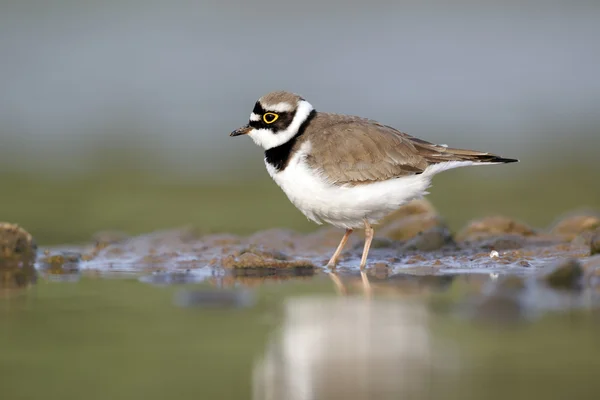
[261, 101, 294, 113]
[249, 113, 261, 121]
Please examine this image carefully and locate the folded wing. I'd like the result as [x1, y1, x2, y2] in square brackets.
[305, 114, 517, 186]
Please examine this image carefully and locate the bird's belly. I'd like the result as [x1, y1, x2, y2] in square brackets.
[265, 157, 432, 230]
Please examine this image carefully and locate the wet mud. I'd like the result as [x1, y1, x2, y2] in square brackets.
[2, 201, 600, 318]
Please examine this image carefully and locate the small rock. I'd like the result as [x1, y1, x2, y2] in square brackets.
[550, 211, 600, 241]
[232, 246, 289, 261]
[590, 231, 600, 255]
[221, 249, 315, 271]
[402, 227, 454, 252]
[457, 216, 536, 241]
[379, 199, 447, 241]
[475, 234, 527, 250]
[0, 223, 37, 289]
[0, 222, 37, 260]
[542, 258, 584, 290]
[569, 229, 600, 248]
[38, 251, 82, 274]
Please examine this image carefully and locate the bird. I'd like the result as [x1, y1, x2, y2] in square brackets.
[230, 91, 518, 270]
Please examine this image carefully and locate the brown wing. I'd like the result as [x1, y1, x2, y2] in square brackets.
[304, 113, 516, 186]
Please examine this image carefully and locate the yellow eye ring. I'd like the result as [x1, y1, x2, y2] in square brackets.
[263, 112, 279, 124]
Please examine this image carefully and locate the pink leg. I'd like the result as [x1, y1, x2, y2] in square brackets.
[326, 229, 353, 268]
[359, 221, 374, 270]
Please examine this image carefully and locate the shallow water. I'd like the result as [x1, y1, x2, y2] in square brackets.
[1, 263, 600, 400]
[2, 207, 600, 400]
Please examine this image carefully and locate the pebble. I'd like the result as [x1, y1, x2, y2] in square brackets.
[0, 222, 37, 260]
[402, 227, 455, 252]
[550, 212, 600, 241]
[457, 216, 536, 241]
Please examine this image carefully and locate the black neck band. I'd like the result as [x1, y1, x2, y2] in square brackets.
[264, 110, 317, 172]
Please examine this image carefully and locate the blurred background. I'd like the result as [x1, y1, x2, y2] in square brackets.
[1, 0, 599, 245]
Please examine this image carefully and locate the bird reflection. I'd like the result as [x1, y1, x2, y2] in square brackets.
[252, 274, 457, 400]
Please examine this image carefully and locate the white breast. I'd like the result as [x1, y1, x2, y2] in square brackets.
[264, 141, 475, 229]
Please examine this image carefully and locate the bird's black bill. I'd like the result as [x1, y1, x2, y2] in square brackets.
[230, 125, 252, 137]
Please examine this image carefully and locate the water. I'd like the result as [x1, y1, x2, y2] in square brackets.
[2, 212, 600, 399]
[1, 267, 599, 400]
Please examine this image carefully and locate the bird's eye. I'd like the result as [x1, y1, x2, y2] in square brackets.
[263, 112, 279, 124]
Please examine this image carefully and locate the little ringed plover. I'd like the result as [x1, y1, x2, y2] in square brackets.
[231, 91, 518, 270]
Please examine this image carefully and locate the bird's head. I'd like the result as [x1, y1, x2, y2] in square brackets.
[230, 91, 315, 150]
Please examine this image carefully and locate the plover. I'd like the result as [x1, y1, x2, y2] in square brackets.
[231, 91, 518, 269]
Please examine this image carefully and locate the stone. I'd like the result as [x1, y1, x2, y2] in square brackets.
[38, 251, 82, 275]
[457, 216, 536, 241]
[549, 211, 600, 241]
[0, 222, 37, 260]
[232, 246, 289, 261]
[475, 234, 527, 250]
[401, 227, 455, 252]
[378, 199, 447, 241]
[221, 248, 315, 271]
[0, 223, 37, 289]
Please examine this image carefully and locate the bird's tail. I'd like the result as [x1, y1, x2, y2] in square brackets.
[433, 147, 519, 164]
[408, 137, 519, 165]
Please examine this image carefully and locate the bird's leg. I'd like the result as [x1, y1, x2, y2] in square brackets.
[326, 229, 353, 269]
[359, 220, 374, 270]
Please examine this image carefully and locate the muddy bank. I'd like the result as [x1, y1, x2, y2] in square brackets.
[23, 200, 597, 277]
[2, 201, 600, 315]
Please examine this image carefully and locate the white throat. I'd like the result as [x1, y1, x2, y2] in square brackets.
[248, 100, 314, 150]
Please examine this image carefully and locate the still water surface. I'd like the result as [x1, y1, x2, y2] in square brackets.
[1, 270, 599, 400]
